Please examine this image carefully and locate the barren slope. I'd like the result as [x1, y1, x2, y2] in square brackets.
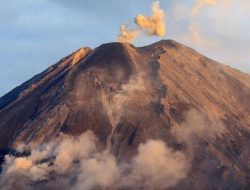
[0, 40, 250, 189]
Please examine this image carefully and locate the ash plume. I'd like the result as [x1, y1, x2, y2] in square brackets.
[135, 1, 166, 37]
[117, 1, 166, 43]
[117, 25, 139, 43]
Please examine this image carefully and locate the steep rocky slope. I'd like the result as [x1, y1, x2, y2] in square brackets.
[0, 40, 250, 189]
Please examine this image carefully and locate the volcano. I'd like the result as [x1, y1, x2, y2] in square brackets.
[0, 40, 250, 190]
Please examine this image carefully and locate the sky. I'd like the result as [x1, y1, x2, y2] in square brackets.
[0, 0, 249, 96]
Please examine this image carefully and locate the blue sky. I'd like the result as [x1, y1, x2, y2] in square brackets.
[0, 0, 249, 96]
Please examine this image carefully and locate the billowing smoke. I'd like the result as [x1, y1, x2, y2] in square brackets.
[74, 151, 119, 190]
[117, 25, 139, 43]
[0, 131, 110, 190]
[118, 1, 166, 43]
[135, 1, 165, 37]
[102, 72, 148, 128]
[172, 108, 226, 160]
[0, 131, 189, 190]
[120, 140, 189, 189]
[0, 108, 226, 190]
[173, 109, 225, 143]
[1, 132, 96, 183]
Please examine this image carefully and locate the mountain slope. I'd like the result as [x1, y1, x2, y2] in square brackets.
[0, 40, 250, 189]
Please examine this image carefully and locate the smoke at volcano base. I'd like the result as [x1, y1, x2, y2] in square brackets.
[0, 132, 188, 190]
[0, 108, 225, 190]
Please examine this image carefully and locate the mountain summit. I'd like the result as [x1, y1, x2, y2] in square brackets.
[0, 40, 250, 189]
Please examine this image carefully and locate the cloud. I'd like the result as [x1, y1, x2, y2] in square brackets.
[192, 0, 217, 16]
[172, 108, 226, 160]
[188, 0, 219, 47]
[101, 72, 148, 128]
[117, 24, 139, 43]
[0, 108, 227, 190]
[135, 1, 166, 37]
[2, 108, 228, 189]
[169, 0, 250, 72]
[53, 132, 97, 174]
[120, 140, 189, 189]
[0, 131, 189, 190]
[74, 151, 120, 190]
[177, 109, 225, 140]
[117, 1, 166, 43]
[1, 0, 249, 98]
